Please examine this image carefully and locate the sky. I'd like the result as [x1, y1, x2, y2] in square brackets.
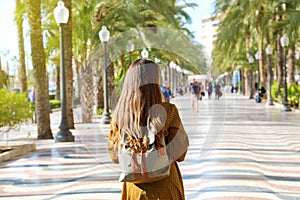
[181, 0, 215, 41]
[0, 0, 19, 74]
[0, 0, 215, 74]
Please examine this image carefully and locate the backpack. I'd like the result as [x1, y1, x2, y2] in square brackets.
[191, 83, 199, 94]
[118, 133, 170, 183]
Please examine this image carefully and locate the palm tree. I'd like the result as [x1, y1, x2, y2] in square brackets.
[213, 0, 254, 95]
[72, 0, 101, 122]
[15, 0, 28, 95]
[25, 0, 53, 139]
[92, 0, 198, 103]
[273, 5, 284, 103]
[280, 2, 300, 84]
[70, 0, 196, 122]
[213, 0, 299, 102]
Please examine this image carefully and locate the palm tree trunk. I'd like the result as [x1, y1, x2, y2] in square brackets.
[244, 70, 251, 96]
[288, 44, 295, 84]
[284, 2, 295, 84]
[108, 61, 114, 107]
[240, 69, 245, 95]
[275, 35, 284, 103]
[15, 0, 28, 95]
[25, 0, 53, 139]
[259, 42, 267, 90]
[245, 30, 251, 96]
[80, 63, 94, 122]
[74, 59, 81, 102]
[256, 6, 267, 90]
[274, 6, 284, 103]
[96, 60, 104, 110]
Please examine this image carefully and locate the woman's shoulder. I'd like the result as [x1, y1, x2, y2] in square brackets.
[160, 102, 182, 129]
[161, 102, 174, 109]
[161, 102, 179, 116]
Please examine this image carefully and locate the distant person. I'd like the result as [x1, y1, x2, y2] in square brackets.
[28, 87, 36, 123]
[215, 83, 222, 100]
[207, 82, 213, 99]
[28, 87, 35, 103]
[177, 86, 183, 96]
[161, 82, 172, 102]
[200, 82, 205, 100]
[189, 78, 200, 111]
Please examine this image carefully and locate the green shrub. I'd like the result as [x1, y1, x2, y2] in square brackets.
[97, 108, 112, 116]
[97, 108, 104, 116]
[288, 82, 300, 108]
[0, 89, 33, 132]
[271, 81, 300, 108]
[49, 100, 61, 109]
[271, 81, 278, 102]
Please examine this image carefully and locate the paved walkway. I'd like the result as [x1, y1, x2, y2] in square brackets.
[1, 92, 300, 199]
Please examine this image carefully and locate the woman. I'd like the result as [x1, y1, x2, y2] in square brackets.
[108, 59, 189, 200]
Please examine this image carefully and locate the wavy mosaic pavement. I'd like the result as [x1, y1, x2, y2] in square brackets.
[0, 94, 300, 199]
[181, 96, 300, 200]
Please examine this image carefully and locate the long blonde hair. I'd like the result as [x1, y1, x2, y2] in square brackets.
[110, 59, 166, 153]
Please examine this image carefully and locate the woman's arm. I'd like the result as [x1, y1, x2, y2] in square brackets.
[165, 104, 189, 162]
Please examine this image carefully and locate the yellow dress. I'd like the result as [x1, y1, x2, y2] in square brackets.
[108, 102, 189, 200]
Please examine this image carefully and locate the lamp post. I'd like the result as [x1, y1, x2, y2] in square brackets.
[141, 48, 149, 59]
[255, 51, 261, 92]
[54, 1, 74, 142]
[248, 55, 254, 99]
[280, 34, 292, 111]
[265, 44, 274, 105]
[99, 25, 111, 124]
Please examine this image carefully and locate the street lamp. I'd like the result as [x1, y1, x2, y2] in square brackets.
[54, 0, 74, 142]
[255, 51, 261, 92]
[265, 44, 274, 105]
[141, 48, 149, 58]
[248, 55, 254, 99]
[98, 25, 111, 124]
[154, 57, 160, 63]
[280, 34, 292, 111]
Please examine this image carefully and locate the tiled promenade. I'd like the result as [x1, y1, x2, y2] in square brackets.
[1, 92, 300, 199]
